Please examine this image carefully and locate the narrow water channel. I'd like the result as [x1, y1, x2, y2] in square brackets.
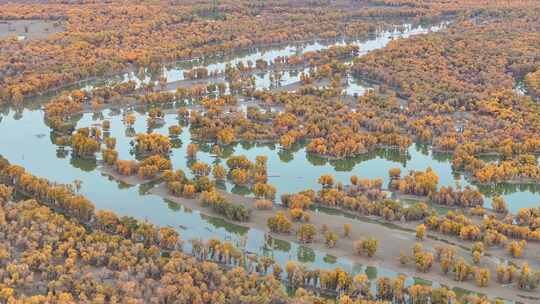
[0, 21, 532, 302]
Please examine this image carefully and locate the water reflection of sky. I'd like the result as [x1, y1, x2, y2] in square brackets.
[1, 107, 539, 224]
[0, 19, 525, 301]
[0, 105, 511, 301]
[110, 23, 446, 91]
[75, 23, 445, 104]
[0, 108, 404, 290]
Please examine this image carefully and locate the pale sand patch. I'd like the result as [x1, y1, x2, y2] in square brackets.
[149, 183, 540, 303]
[0, 19, 64, 40]
[98, 163, 540, 302]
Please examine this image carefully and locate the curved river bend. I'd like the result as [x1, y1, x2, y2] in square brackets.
[1, 22, 536, 302]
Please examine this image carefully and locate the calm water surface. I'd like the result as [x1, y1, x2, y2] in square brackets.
[0, 22, 528, 301]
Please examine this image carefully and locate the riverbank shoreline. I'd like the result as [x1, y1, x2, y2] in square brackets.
[86, 162, 531, 303]
[149, 182, 540, 302]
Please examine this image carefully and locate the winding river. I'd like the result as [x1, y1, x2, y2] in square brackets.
[1, 22, 536, 302]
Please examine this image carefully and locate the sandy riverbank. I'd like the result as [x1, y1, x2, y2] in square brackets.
[94, 148, 540, 302]
[143, 182, 539, 302]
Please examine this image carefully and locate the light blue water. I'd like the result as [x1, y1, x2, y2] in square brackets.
[0, 21, 524, 301]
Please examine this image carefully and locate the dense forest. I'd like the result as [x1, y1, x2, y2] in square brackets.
[2, 0, 540, 303]
[0, 159, 480, 303]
